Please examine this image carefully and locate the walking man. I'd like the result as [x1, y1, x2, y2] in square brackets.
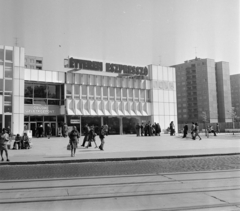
[182, 123, 188, 138]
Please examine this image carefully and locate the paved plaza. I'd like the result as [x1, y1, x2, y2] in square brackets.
[1, 133, 239, 165]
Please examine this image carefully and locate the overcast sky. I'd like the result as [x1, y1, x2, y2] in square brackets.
[0, 0, 239, 74]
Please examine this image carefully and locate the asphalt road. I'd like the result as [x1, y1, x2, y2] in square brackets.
[1, 155, 240, 180]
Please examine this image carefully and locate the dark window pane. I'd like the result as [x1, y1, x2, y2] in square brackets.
[61, 85, 64, 99]
[24, 99, 33, 104]
[0, 79, 4, 91]
[44, 116, 56, 121]
[48, 100, 59, 105]
[5, 50, 13, 61]
[5, 63, 13, 78]
[34, 84, 47, 98]
[66, 84, 72, 95]
[4, 106, 12, 113]
[24, 83, 33, 97]
[34, 99, 47, 105]
[5, 79, 12, 91]
[48, 85, 60, 99]
[24, 116, 29, 122]
[0, 49, 4, 61]
[36, 116, 43, 121]
[4, 96, 12, 103]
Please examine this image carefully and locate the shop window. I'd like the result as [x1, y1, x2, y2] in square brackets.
[34, 84, 47, 98]
[44, 116, 56, 121]
[34, 99, 47, 105]
[116, 88, 121, 100]
[103, 87, 108, 100]
[4, 106, 12, 113]
[25, 83, 33, 97]
[24, 116, 29, 122]
[110, 87, 114, 100]
[5, 79, 12, 92]
[30, 116, 43, 121]
[0, 49, 4, 61]
[5, 63, 13, 78]
[0, 79, 3, 92]
[5, 50, 12, 61]
[96, 87, 101, 100]
[74, 85, 80, 96]
[66, 84, 72, 95]
[48, 100, 59, 105]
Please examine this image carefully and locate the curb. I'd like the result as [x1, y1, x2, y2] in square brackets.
[1, 152, 240, 166]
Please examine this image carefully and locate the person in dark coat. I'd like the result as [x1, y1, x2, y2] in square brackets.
[169, 121, 175, 136]
[140, 123, 144, 136]
[182, 123, 188, 138]
[46, 124, 52, 139]
[69, 126, 80, 157]
[99, 125, 106, 151]
[81, 124, 90, 147]
[63, 123, 68, 138]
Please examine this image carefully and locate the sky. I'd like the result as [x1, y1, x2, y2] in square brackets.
[0, 0, 239, 74]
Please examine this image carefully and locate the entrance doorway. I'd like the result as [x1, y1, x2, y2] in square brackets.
[44, 122, 56, 136]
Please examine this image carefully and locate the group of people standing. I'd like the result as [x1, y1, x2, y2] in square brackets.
[68, 124, 108, 157]
[135, 122, 161, 136]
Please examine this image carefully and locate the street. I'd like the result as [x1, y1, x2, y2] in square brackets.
[1, 156, 240, 210]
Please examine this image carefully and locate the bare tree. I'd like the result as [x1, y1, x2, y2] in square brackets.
[201, 111, 209, 136]
[229, 107, 239, 129]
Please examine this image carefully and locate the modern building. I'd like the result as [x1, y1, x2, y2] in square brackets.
[25, 55, 43, 70]
[230, 74, 240, 118]
[173, 57, 232, 124]
[0, 45, 178, 136]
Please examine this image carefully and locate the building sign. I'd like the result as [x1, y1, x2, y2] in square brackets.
[24, 105, 60, 115]
[106, 63, 148, 76]
[153, 81, 174, 91]
[70, 119, 80, 124]
[65, 57, 149, 76]
[69, 57, 103, 71]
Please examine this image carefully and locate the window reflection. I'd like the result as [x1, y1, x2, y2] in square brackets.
[66, 84, 72, 95]
[25, 83, 33, 97]
[34, 84, 47, 98]
[48, 85, 60, 98]
[34, 99, 47, 105]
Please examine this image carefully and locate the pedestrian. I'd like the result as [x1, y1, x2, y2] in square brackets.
[39, 125, 43, 137]
[140, 123, 144, 136]
[81, 124, 90, 147]
[216, 123, 220, 133]
[182, 123, 188, 138]
[169, 121, 175, 136]
[99, 125, 106, 151]
[46, 124, 51, 139]
[63, 123, 68, 138]
[191, 122, 195, 139]
[194, 123, 201, 140]
[86, 126, 98, 148]
[13, 134, 22, 149]
[69, 126, 80, 157]
[22, 132, 31, 149]
[0, 128, 10, 161]
[104, 124, 109, 136]
[209, 125, 217, 136]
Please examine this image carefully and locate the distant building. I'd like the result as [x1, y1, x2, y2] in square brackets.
[25, 55, 43, 70]
[172, 58, 232, 124]
[230, 74, 240, 118]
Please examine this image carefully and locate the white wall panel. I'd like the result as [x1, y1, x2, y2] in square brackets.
[159, 103, 164, 115]
[164, 116, 170, 130]
[52, 71, 58, 82]
[159, 116, 164, 130]
[46, 71, 52, 82]
[30, 69, 38, 81]
[163, 66, 168, 81]
[153, 102, 159, 115]
[174, 115, 178, 133]
[13, 114, 19, 135]
[24, 68, 31, 80]
[157, 66, 163, 80]
[19, 96, 24, 113]
[19, 80, 24, 97]
[145, 80, 150, 89]
[13, 96, 20, 113]
[172, 68, 176, 82]
[20, 48, 25, 67]
[169, 103, 174, 115]
[0, 65, 3, 79]
[168, 67, 173, 82]
[169, 91, 174, 102]
[152, 65, 158, 80]
[0, 95, 3, 114]
[158, 89, 164, 102]
[152, 90, 159, 102]
[14, 47, 20, 66]
[164, 103, 170, 115]
[58, 72, 65, 83]
[13, 79, 20, 96]
[13, 66, 20, 79]
[163, 90, 169, 102]
[38, 70, 46, 81]
[19, 67, 24, 80]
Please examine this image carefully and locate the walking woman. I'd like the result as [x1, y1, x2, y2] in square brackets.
[69, 126, 80, 157]
[0, 129, 10, 161]
[194, 123, 201, 140]
[99, 125, 106, 151]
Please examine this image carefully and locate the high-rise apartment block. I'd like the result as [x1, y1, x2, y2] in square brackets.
[173, 58, 232, 124]
[230, 74, 240, 118]
[25, 55, 43, 70]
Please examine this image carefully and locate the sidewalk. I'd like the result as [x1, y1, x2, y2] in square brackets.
[1, 133, 240, 165]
